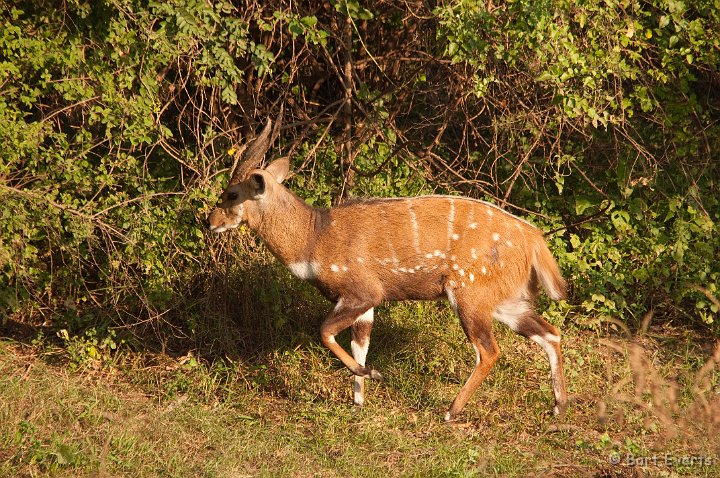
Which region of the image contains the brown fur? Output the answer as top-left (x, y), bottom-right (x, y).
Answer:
top-left (208, 158), bottom-right (568, 420)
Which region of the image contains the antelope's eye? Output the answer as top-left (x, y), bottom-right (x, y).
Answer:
top-left (227, 192), bottom-right (238, 201)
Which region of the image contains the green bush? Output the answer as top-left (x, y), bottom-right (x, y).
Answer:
top-left (1, 0), bottom-right (717, 347)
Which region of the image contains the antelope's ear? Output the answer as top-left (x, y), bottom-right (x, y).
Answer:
top-left (249, 173), bottom-right (266, 198)
top-left (265, 157), bottom-right (290, 184)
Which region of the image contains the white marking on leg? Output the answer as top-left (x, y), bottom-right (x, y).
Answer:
top-left (445, 286), bottom-right (459, 315)
top-left (287, 261), bottom-right (320, 280)
top-left (352, 308), bottom-right (374, 407)
top-left (355, 308), bottom-right (374, 324)
top-left (545, 333), bottom-right (560, 344)
top-left (353, 377), bottom-right (365, 406)
top-left (472, 344), bottom-right (481, 366)
top-left (492, 299), bottom-right (532, 331)
top-left (530, 333), bottom-right (563, 406)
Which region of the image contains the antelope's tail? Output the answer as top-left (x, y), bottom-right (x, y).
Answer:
top-left (532, 239), bottom-right (567, 301)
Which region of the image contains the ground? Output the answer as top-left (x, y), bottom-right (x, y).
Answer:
top-left (0, 300), bottom-right (718, 477)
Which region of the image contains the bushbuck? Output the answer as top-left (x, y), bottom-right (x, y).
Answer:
top-left (208, 118), bottom-right (568, 421)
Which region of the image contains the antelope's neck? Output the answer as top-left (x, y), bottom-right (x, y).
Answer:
top-left (249, 190), bottom-right (326, 266)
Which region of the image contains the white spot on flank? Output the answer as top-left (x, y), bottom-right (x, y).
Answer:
top-left (452, 263), bottom-right (459, 270)
top-left (451, 255), bottom-right (457, 261)
top-left (433, 250), bottom-right (441, 257)
top-left (459, 269), bottom-right (465, 276)
top-left (342, 266), bottom-right (348, 272)
top-left (409, 204), bottom-right (421, 254)
top-left (440, 253), bottom-right (447, 259)
top-left (425, 253), bottom-right (433, 259)
top-left (357, 257), bottom-right (365, 263)
top-left (452, 233), bottom-right (460, 240)
top-left (447, 198), bottom-right (456, 249)
top-left (492, 233), bottom-right (500, 241)
top-left (487, 208), bottom-right (494, 216)
top-left (506, 240), bottom-right (513, 247)
top-left (330, 264), bottom-right (340, 272)
top-left (471, 248), bottom-right (478, 260)
top-left (287, 261), bottom-right (320, 280)
top-left (469, 272), bottom-right (475, 283)
top-left (399, 267), bottom-right (407, 273)
top-left (469, 222), bottom-right (478, 229)
top-left (481, 266), bottom-right (487, 275)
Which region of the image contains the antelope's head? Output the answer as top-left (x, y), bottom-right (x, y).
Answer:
top-left (207, 116), bottom-right (285, 233)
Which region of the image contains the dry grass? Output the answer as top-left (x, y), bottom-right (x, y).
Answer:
top-left (1, 303), bottom-right (718, 477)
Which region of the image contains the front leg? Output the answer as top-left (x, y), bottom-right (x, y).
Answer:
top-left (351, 308), bottom-right (374, 406)
top-left (320, 298), bottom-right (382, 381)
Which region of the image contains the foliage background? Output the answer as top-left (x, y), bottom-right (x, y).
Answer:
top-left (1, 0), bottom-right (718, 355)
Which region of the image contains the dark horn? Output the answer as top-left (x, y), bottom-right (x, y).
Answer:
top-left (230, 118), bottom-right (273, 184)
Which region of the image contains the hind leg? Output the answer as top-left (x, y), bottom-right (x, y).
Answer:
top-left (351, 308), bottom-right (374, 406)
top-left (493, 298), bottom-right (567, 415)
top-left (445, 285), bottom-right (500, 421)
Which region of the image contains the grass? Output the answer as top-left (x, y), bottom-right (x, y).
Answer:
top-left (1, 259), bottom-right (719, 477)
